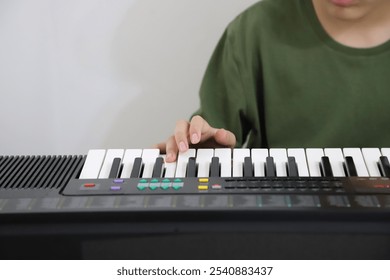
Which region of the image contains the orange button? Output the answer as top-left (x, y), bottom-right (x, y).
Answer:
top-left (84, 183), bottom-right (95, 188)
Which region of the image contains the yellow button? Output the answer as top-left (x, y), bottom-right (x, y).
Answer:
top-left (198, 185), bottom-right (209, 191)
top-left (199, 178), bottom-right (209, 183)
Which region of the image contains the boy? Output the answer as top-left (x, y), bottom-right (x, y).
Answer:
top-left (157, 0), bottom-right (390, 162)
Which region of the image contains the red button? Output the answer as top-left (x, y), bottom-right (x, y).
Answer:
top-left (84, 183), bottom-right (95, 188)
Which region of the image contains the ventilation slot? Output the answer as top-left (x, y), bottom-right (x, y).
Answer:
top-left (0, 155), bottom-right (85, 190)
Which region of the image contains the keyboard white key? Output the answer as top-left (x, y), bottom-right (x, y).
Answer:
top-left (233, 148), bottom-right (250, 177)
top-left (140, 149), bottom-right (160, 178)
top-left (196, 149), bottom-right (214, 177)
top-left (251, 149), bottom-right (268, 177)
top-left (381, 148), bottom-right (390, 159)
top-left (175, 149), bottom-right (196, 178)
top-left (343, 148), bottom-right (369, 176)
top-left (287, 148), bottom-right (309, 177)
top-left (362, 148), bottom-right (382, 177)
top-left (79, 149), bottom-right (106, 179)
top-left (306, 148), bottom-right (324, 177)
top-left (214, 148), bottom-right (232, 177)
top-left (120, 149), bottom-right (142, 178)
top-left (269, 149), bottom-right (288, 177)
top-left (162, 155), bottom-right (177, 178)
top-left (324, 148), bottom-right (345, 177)
top-left (98, 149), bottom-right (124, 179)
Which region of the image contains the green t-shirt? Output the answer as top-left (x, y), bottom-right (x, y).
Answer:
top-left (196, 0), bottom-right (390, 148)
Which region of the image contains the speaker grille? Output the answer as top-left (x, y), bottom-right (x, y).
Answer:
top-left (0, 155), bottom-right (85, 190)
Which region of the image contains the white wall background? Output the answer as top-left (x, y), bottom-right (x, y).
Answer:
top-left (0, 0), bottom-right (259, 155)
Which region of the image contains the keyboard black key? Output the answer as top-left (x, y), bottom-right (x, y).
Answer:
top-left (321, 156), bottom-right (333, 177)
top-left (287, 157), bottom-right (299, 177)
top-left (152, 157), bottom-right (164, 178)
top-left (345, 156), bottom-right (358, 177)
top-left (379, 156), bottom-right (390, 178)
top-left (243, 157), bottom-right (253, 178)
top-left (210, 157), bottom-right (220, 177)
top-left (186, 157), bottom-right (197, 177)
top-left (130, 157), bottom-right (142, 178)
top-left (265, 157), bottom-right (276, 177)
top-left (108, 157), bottom-right (121, 178)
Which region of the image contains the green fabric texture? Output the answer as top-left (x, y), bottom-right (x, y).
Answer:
top-left (195, 0), bottom-right (390, 148)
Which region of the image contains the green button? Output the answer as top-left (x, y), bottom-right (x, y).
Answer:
top-left (139, 179), bottom-right (148, 183)
top-left (173, 184), bottom-right (183, 191)
top-left (162, 179), bottom-right (171, 183)
top-left (161, 184), bottom-right (170, 190)
top-left (174, 179), bottom-right (183, 183)
top-left (151, 179), bottom-right (159, 183)
top-left (149, 185), bottom-right (158, 191)
top-left (137, 185), bottom-right (147, 191)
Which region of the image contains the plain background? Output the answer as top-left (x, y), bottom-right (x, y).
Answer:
top-left (0, 0), bottom-right (259, 155)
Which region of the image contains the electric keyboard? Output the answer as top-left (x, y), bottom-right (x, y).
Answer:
top-left (2, 147), bottom-right (390, 212)
top-left (1, 148), bottom-right (390, 259)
